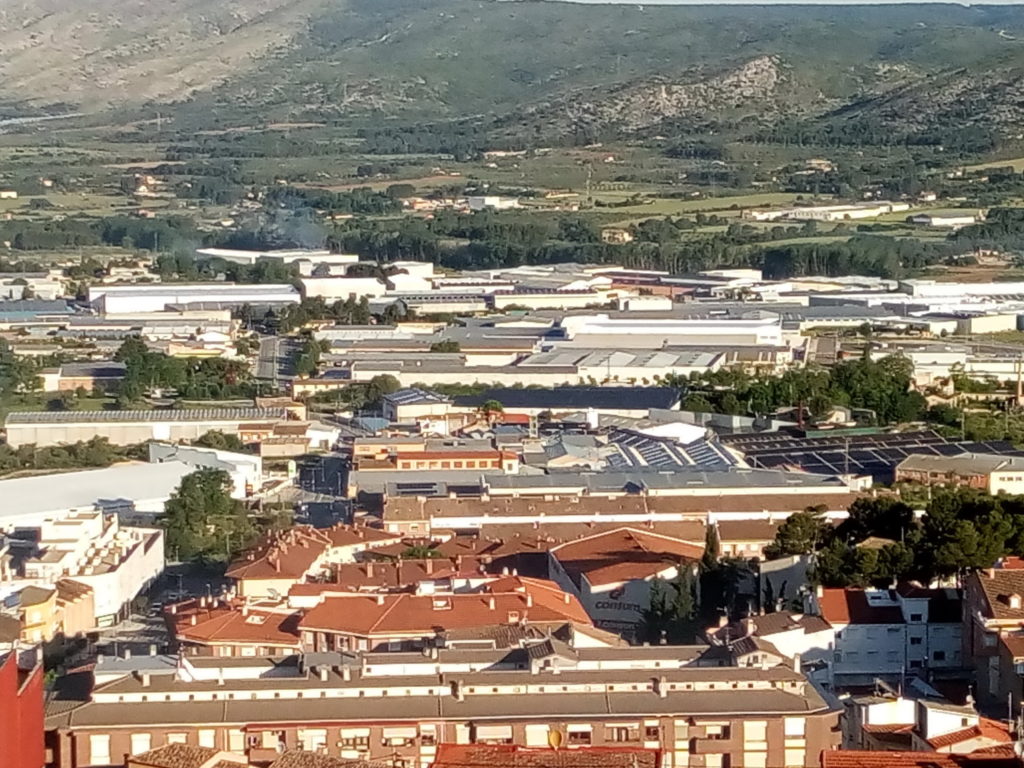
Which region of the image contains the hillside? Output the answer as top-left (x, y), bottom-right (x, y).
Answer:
top-left (3, 0), bottom-right (1024, 142)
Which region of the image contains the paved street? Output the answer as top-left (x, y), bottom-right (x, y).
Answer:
top-left (255, 335), bottom-right (298, 385)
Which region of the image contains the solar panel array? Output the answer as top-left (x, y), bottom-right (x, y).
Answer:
top-left (723, 430), bottom-right (1024, 481)
top-left (609, 429), bottom-right (737, 470)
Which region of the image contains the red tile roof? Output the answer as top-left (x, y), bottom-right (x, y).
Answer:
top-left (432, 744), bottom-right (659, 768)
top-left (821, 750), bottom-right (1020, 768)
top-left (298, 576), bottom-right (590, 637)
top-left (927, 718), bottom-right (1012, 750)
top-left (288, 558), bottom-right (481, 595)
top-left (225, 525), bottom-right (399, 581)
top-left (169, 599), bottom-right (301, 648)
top-left (818, 589), bottom-right (904, 625)
top-left (551, 527), bottom-right (704, 587)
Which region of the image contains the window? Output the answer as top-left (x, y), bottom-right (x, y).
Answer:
top-left (934, 651), bottom-right (946, 661)
top-left (198, 730), bottom-right (215, 748)
top-left (910, 613), bottom-right (923, 622)
top-left (887, 651), bottom-right (899, 663)
top-left (910, 637), bottom-right (923, 646)
top-left (383, 727), bottom-right (418, 747)
top-left (262, 731), bottom-right (284, 750)
top-left (167, 733), bottom-right (187, 745)
top-left (705, 724), bottom-right (730, 740)
top-left (784, 718), bottom-right (805, 738)
top-left (910, 660), bottom-right (922, 669)
top-left (90, 735), bottom-right (111, 765)
top-left (229, 730), bottom-right (245, 752)
top-left (130, 733), bottom-right (151, 756)
top-left (744, 721), bottom-right (767, 745)
top-left (473, 725), bottom-right (513, 745)
top-left (606, 726), bottom-right (640, 743)
top-left (645, 725), bottom-right (661, 741)
top-left (568, 731), bottom-right (592, 745)
top-left (341, 729), bottom-right (371, 751)
top-left (785, 748), bottom-right (806, 767)
top-left (300, 729), bottom-right (328, 752)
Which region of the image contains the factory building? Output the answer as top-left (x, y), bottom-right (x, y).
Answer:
top-left (4, 408), bottom-right (288, 448)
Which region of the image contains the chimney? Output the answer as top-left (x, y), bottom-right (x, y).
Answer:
top-left (149, 644), bottom-right (157, 657)
top-left (170, 604), bottom-right (177, 615)
top-left (488, 597), bottom-right (496, 610)
top-left (453, 680), bottom-right (465, 702)
top-left (793, 652), bottom-right (802, 673)
top-left (190, 615), bottom-right (197, 626)
top-left (376, 594), bottom-right (385, 606)
top-left (367, 563), bottom-right (374, 578)
top-left (988, 568), bottom-right (997, 579)
top-left (124, 648), bottom-right (131, 660)
top-left (141, 673), bottom-right (150, 688)
top-left (1010, 594), bottom-right (1022, 610)
top-left (656, 676), bottom-right (667, 699)
top-left (526, 594), bottom-right (534, 608)
top-left (501, 567), bottom-right (510, 576)
top-left (426, 559), bottom-right (433, 575)
top-left (200, 596), bottom-right (208, 608)
top-left (563, 593), bottom-right (571, 605)
top-left (242, 604), bottom-right (249, 617)
top-left (319, 667), bottom-right (329, 682)
top-left (342, 666), bottom-right (351, 681)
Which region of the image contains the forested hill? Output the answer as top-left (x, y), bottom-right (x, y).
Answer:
top-left (4, 0), bottom-right (1024, 143)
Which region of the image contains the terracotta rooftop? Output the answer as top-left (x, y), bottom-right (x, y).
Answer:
top-left (821, 751), bottom-right (1019, 768)
top-left (431, 744), bottom-right (659, 768)
top-left (269, 749), bottom-right (384, 768)
top-left (970, 568), bottom-right (1024, 622)
top-left (551, 527), bottom-right (704, 587)
top-left (298, 577), bottom-right (590, 636)
top-left (716, 519), bottom-right (781, 541)
top-left (129, 744), bottom-right (232, 768)
top-left (169, 599), bottom-right (301, 648)
top-left (818, 589), bottom-right (904, 625)
top-left (225, 525), bottom-right (399, 581)
top-left (289, 558), bottom-right (482, 595)
top-left (927, 718), bottom-right (1013, 750)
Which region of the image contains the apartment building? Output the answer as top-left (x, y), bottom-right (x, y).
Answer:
top-left (962, 563), bottom-right (1024, 708)
top-left (298, 576), bottom-right (592, 653)
top-left (1, 649), bottom-right (44, 768)
top-left (895, 453), bottom-right (1024, 496)
top-left (380, 470), bottom-right (860, 537)
top-left (45, 643), bottom-right (840, 768)
top-left (809, 586), bottom-right (963, 686)
top-left (4, 510), bottom-right (163, 627)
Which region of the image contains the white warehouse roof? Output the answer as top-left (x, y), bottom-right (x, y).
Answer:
top-left (0, 461), bottom-right (196, 527)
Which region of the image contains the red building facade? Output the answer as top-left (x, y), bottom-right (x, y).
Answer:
top-left (0, 651), bottom-right (46, 768)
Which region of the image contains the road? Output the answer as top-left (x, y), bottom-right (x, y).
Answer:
top-left (255, 336), bottom-right (298, 386)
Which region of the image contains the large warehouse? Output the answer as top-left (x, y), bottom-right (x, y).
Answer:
top-left (87, 283), bottom-right (300, 314)
top-left (4, 408), bottom-right (287, 447)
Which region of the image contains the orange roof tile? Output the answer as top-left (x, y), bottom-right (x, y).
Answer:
top-left (818, 589), bottom-right (904, 626)
top-left (225, 524), bottom-right (399, 581)
top-left (821, 750), bottom-right (1018, 768)
top-left (927, 718), bottom-right (1012, 750)
top-left (432, 744), bottom-right (658, 768)
top-left (169, 599), bottom-right (301, 648)
top-left (551, 527), bottom-right (703, 587)
top-left (298, 577), bottom-right (590, 637)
